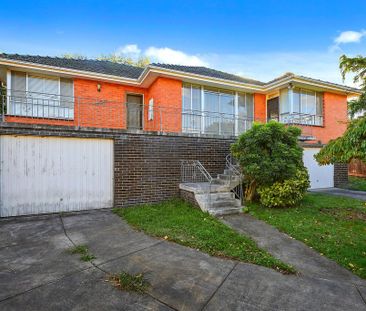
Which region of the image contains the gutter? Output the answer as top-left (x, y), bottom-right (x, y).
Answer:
top-left (0, 58), bottom-right (362, 96)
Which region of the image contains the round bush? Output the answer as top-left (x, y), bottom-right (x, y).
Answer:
top-left (257, 169), bottom-right (310, 208)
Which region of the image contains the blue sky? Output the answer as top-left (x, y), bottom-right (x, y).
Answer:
top-left (1, 0), bottom-right (366, 85)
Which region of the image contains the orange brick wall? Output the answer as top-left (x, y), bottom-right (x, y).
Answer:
top-left (253, 93), bottom-right (266, 123)
top-left (74, 78), bottom-right (147, 129)
top-left (145, 77), bottom-right (182, 132)
top-left (304, 92), bottom-right (348, 144)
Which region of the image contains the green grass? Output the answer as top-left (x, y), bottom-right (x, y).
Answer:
top-left (113, 199), bottom-right (295, 274)
top-left (68, 244), bottom-right (96, 262)
top-left (341, 176), bottom-right (366, 191)
top-left (109, 272), bottom-right (150, 293)
top-left (247, 193), bottom-right (366, 278)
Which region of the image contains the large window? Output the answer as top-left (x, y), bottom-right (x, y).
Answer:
top-left (9, 71), bottom-right (74, 119)
top-left (182, 83), bottom-right (254, 136)
top-left (280, 87), bottom-right (323, 125)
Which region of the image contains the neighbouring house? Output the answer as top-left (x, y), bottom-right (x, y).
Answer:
top-left (0, 54), bottom-right (361, 217)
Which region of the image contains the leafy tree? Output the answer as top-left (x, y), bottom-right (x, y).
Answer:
top-left (60, 53), bottom-right (150, 68)
top-left (315, 55), bottom-right (366, 165)
top-left (339, 55), bottom-right (366, 118)
top-left (231, 121), bottom-right (305, 201)
top-left (97, 54), bottom-right (150, 67)
top-left (61, 53), bottom-right (88, 60)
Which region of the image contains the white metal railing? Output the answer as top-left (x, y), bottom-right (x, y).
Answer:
top-left (0, 91), bottom-right (254, 136)
top-left (280, 112), bottom-right (323, 126)
top-left (225, 154), bottom-right (244, 204)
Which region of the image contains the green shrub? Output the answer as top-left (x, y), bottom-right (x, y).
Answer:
top-left (231, 121), bottom-right (304, 201)
top-left (257, 169), bottom-right (310, 208)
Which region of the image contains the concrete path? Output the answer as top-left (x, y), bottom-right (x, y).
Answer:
top-left (0, 210), bottom-right (365, 311)
top-left (310, 187), bottom-right (366, 201)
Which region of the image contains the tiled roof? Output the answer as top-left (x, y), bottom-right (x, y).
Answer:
top-left (0, 53), bottom-right (360, 93)
top-left (0, 53), bottom-right (144, 79)
top-left (151, 63), bottom-right (266, 86)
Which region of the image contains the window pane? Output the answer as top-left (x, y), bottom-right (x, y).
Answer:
top-left (316, 92), bottom-right (323, 115)
top-left (246, 94), bottom-right (254, 118)
top-left (204, 91), bottom-right (219, 113)
top-left (60, 78), bottom-right (73, 108)
top-left (293, 89), bottom-right (300, 113)
top-left (191, 85), bottom-right (201, 111)
top-left (182, 84), bottom-right (191, 111)
top-left (220, 94), bottom-right (234, 115)
top-left (279, 88), bottom-right (290, 114)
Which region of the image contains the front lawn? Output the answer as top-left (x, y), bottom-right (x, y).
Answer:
top-left (113, 199), bottom-right (294, 274)
top-left (247, 193), bottom-right (366, 278)
top-left (341, 176), bottom-right (366, 192)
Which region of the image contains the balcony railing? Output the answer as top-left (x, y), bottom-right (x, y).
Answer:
top-left (0, 91), bottom-right (253, 136)
top-left (279, 112), bottom-right (323, 126)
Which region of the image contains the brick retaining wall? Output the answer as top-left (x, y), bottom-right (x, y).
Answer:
top-left (1, 123), bottom-right (233, 207)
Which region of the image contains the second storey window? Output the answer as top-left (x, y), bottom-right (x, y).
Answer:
top-left (182, 83), bottom-right (254, 136)
top-left (9, 71), bottom-right (74, 119)
top-left (280, 87), bottom-right (323, 125)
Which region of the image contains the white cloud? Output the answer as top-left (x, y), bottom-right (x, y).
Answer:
top-left (330, 30), bottom-right (366, 52)
top-left (113, 44), bottom-right (208, 66)
top-left (335, 30), bottom-right (366, 44)
top-left (145, 46), bottom-right (208, 66)
top-left (111, 43), bottom-right (357, 87)
top-left (115, 44), bottom-right (141, 57)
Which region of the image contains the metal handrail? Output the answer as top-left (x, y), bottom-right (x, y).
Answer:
top-left (225, 154), bottom-right (244, 204)
top-left (180, 160), bottom-right (213, 183)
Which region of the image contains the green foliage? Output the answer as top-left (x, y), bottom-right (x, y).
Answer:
top-left (348, 92), bottom-right (366, 119)
top-left (248, 193), bottom-right (366, 278)
top-left (340, 54), bottom-right (366, 88)
top-left (113, 199), bottom-right (295, 273)
top-left (257, 169), bottom-right (310, 208)
top-left (60, 53), bottom-right (150, 67)
top-left (315, 116), bottom-right (366, 164)
top-left (61, 53), bottom-right (88, 60)
top-left (316, 54), bottom-right (366, 165)
top-left (231, 121), bottom-right (304, 201)
top-left (109, 272), bottom-right (150, 293)
top-left (97, 54), bottom-right (150, 67)
top-left (68, 244), bottom-right (96, 262)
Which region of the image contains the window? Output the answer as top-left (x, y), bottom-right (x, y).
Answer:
top-left (279, 87), bottom-right (323, 125)
top-left (9, 71), bottom-right (74, 119)
top-left (182, 83), bottom-right (254, 136)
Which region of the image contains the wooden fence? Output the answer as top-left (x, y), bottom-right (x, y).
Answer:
top-left (349, 159), bottom-right (366, 177)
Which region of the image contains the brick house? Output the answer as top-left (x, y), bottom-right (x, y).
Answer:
top-left (0, 54), bottom-right (361, 217)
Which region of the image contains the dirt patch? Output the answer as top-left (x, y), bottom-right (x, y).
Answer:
top-left (320, 208), bottom-right (366, 221)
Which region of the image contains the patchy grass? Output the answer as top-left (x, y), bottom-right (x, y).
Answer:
top-left (341, 176), bottom-right (366, 192)
top-left (68, 244), bottom-right (96, 262)
top-left (109, 272), bottom-right (150, 293)
top-left (113, 199), bottom-right (295, 274)
top-left (247, 193), bottom-right (366, 279)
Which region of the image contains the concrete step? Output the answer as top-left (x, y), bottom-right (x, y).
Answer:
top-left (210, 199), bottom-right (242, 209)
top-left (207, 192), bottom-right (235, 200)
top-left (217, 174), bottom-right (240, 181)
top-left (208, 207), bottom-right (242, 216)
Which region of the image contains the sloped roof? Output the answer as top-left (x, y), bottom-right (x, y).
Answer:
top-left (0, 53), bottom-right (361, 93)
top-left (150, 63), bottom-right (266, 86)
top-left (0, 53), bottom-right (144, 79)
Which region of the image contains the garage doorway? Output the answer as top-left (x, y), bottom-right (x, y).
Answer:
top-left (0, 135), bottom-right (114, 217)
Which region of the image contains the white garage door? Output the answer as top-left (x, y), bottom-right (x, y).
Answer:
top-left (0, 135), bottom-right (114, 217)
top-left (303, 148), bottom-right (334, 189)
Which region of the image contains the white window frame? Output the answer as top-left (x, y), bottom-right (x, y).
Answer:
top-left (7, 70), bottom-right (74, 120)
top-left (182, 83), bottom-right (254, 136)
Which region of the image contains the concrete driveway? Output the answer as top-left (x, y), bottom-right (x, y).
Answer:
top-left (0, 210), bottom-right (365, 311)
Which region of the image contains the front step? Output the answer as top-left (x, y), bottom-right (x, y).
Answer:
top-left (209, 207), bottom-right (242, 216)
top-left (180, 183), bottom-right (243, 216)
top-left (180, 157), bottom-right (243, 216)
